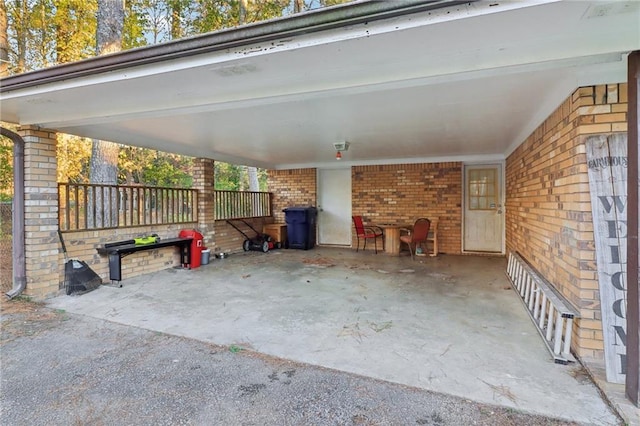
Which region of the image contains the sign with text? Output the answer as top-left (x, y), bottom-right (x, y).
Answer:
top-left (586, 134), bottom-right (628, 384)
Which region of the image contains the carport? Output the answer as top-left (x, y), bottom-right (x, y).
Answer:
top-left (1, 0), bottom-right (639, 421)
top-left (47, 248), bottom-right (620, 424)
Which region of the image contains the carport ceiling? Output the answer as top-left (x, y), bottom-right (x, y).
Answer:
top-left (1, 0), bottom-right (638, 169)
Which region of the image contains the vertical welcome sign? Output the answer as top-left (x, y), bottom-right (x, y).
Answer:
top-left (586, 134), bottom-right (628, 384)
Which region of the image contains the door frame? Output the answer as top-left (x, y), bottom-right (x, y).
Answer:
top-left (462, 162), bottom-right (506, 254)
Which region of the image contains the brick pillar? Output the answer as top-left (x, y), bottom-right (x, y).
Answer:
top-left (19, 126), bottom-right (59, 299)
top-left (192, 158), bottom-right (215, 247)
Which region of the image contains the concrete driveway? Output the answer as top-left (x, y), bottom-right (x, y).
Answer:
top-left (47, 247), bottom-right (620, 425)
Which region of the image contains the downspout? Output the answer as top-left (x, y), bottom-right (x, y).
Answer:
top-left (1, 127), bottom-right (26, 299)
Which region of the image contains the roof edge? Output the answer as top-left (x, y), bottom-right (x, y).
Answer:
top-left (0, 0), bottom-right (474, 92)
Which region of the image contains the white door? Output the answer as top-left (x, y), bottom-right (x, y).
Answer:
top-left (463, 164), bottom-right (503, 252)
top-left (317, 168), bottom-right (351, 245)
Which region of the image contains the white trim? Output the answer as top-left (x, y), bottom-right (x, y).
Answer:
top-left (461, 162), bottom-right (506, 255)
top-left (277, 154), bottom-right (505, 170)
top-left (2, 1), bottom-right (560, 99)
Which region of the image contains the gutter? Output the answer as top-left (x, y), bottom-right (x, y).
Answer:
top-left (1, 127), bottom-right (26, 299)
top-left (0, 0), bottom-right (473, 92)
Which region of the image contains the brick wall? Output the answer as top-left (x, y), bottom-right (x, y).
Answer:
top-left (352, 163), bottom-right (463, 254)
top-left (61, 225), bottom-right (193, 286)
top-left (505, 83), bottom-right (628, 359)
top-left (267, 168), bottom-right (317, 223)
top-left (17, 126), bottom-right (213, 298)
top-left (193, 158), bottom-right (215, 246)
top-left (212, 218), bottom-right (271, 255)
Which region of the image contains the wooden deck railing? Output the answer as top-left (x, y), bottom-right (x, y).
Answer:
top-left (214, 190), bottom-right (271, 220)
top-left (59, 183), bottom-right (198, 231)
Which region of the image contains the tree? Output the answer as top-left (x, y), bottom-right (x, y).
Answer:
top-left (95, 0), bottom-right (123, 55)
top-left (6, 0), bottom-right (29, 73)
top-left (56, 134), bottom-right (93, 183)
top-left (142, 152), bottom-right (193, 187)
top-left (292, 0), bottom-right (304, 13)
top-left (214, 162), bottom-right (245, 191)
top-left (89, 0), bottom-right (124, 227)
top-left (54, 0), bottom-right (97, 64)
top-left (0, 0), bottom-right (8, 76)
top-left (122, 0), bottom-right (148, 49)
top-left (30, 0), bottom-right (56, 70)
top-left (0, 137), bottom-right (12, 200)
top-left (166, 0), bottom-right (190, 40)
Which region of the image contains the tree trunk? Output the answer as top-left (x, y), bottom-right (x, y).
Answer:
top-left (168, 0), bottom-right (182, 40)
top-left (293, 0), bottom-right (304, 13)
top-left (15, 0), bottom-right (26, 73)
top-left (89, 0), bottom-right (124, 227)
top-left (239, 0), bottom-right (247, 24)
top-left (0, 0), bottom-right (8, 76)
top-left (89, 139), bottom-right (119, 227)
top-left (247, 166), bottom-right (259, 191)
top-left (96, 0), bottom-right (124, 54)
top-left (238, 0), bottom-right (260, 194)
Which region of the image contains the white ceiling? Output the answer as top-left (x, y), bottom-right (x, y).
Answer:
top-left (1, 0), bottom-right (638, 169)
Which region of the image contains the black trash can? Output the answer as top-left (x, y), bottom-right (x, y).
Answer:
top-left (283, 206), bottom-right (317, 250)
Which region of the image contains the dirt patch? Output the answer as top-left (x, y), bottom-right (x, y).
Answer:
top-left (0, 235), bottom-right (12, 294)
top-left (302, 256), bottom-right (335, 267)
top-left (0, 298), bottom-right (66, 344)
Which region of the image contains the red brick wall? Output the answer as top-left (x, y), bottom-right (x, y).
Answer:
top-left (212, 217), bottom-right (271, 255)
top-left (352, 163), bottom-right (463, 254)
top-left (267, 168), bottom-right (317, 223)
top-left (62, 225), bottom-right (196, 286)
top-left (267, 164), bottom-right (463, 254)
top-left (505, 83), bottom-right (628, 359)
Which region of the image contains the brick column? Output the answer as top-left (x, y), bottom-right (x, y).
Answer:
top-left (19, 126), bottom-right (59, 299)
top-left (192, 158), bottom-right (215, 246)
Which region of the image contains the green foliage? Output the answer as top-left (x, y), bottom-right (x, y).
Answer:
top-left (56, 134), bottom-right (92, 183)
top-left (214, 162), bottom-right (268, 191)
top-left (0, 137), bottom-right (13, 199)
top-left (214, 161), bottom-right (245, 191)
top-left (52, 0), bottom-right (97, 63)
top-left (123, 0), bottom-right (149, 49)
top-left (118, 146), bottom-right (157, 184)
top-left (141, 152), bottom-right (193, 187)
top-left (118, 147), bottom-right (194, 188)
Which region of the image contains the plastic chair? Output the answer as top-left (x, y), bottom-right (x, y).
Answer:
top-left (352, 216), bottom-right (384, 254)
top-left (400, 218), bottom-right (431, 260)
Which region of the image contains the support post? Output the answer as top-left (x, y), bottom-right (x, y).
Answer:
top-left (626, 51), bottom-right (639, 406)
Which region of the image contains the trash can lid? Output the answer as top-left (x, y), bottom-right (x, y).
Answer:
top-left (283, 206), bottom-right (317, 211)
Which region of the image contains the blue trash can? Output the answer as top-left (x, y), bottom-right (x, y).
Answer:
top-left (283, 206), bottom-right (317, 250)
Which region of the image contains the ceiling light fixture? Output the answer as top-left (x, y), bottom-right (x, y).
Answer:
top-left (333, 141), bottom-right (350, 160)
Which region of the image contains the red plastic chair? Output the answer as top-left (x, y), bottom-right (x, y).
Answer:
top-left (352, 216), bottom-right (384, 254)
top-left (400, 218), bottom-right (431, 260)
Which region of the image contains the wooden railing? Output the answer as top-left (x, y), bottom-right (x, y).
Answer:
top-left (59, 183), bottom-right (198, 231)
top-left (214, 190), bottom-right (271, 220)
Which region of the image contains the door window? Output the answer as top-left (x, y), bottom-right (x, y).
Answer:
top-left (467, 168), bottom-right (497, 211)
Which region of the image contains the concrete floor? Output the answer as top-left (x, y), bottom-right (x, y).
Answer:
top-left (47, 247), bottom-right (621, 425)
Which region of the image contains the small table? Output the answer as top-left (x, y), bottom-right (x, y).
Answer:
top-left (376, 223), bottom-right (411, 255)
top-left (263, 223), bottom-right (287, 247)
